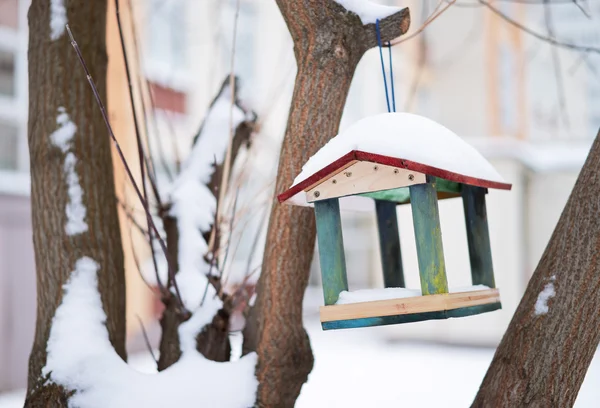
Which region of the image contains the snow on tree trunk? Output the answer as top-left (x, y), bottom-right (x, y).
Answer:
top-left (26, 0), bottom-right (126, 405)
top-left (242, 1), bottom-right (410, 406)
top-left (473, 130), bottom-right (600, 407)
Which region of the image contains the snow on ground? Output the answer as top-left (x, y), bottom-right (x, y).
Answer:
top-left (334, 0), bottom-right (403, 24)
top-left (336, 285), bottom-right (490, 304)
top-left (3, 313), bottom-right (600, 407)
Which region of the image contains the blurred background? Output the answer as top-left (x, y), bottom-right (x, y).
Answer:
top-left (1, 0), bottom-right (600, 406)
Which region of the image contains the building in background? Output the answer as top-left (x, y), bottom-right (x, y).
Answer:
top-left (1, 0), bottom-right (599, 392)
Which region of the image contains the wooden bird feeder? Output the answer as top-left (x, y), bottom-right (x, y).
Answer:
top-left (278, 113), bottom-right (512, 330)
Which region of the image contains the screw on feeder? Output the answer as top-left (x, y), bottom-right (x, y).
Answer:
top-left (314, 191), bottom-right (321, 198)
top-left (332, 179), bottom-right (337, 184)
top-left (374, 165), bottom-right (379, 171)
top-left (408, 174), bottom-right (414, 181)
top-left (345, 172), bottom-right (352, 177)
top-left (394, 169), bottom-right (399, 174)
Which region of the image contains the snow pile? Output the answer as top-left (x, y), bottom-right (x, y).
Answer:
top-left (336, 285), bottom-right (491, 305)
top-left (43, 257), bottom-right (257, 408)
top-left (334, 0), bottom-right (403, 24)
top-left (168, 83), bottom-right (248, 310)
top-left (50, 107), bottom-right (88, 236)
top-left (49, 0), bottom-right (67, 40)
top-left (534, 276), bottom-right (556, 315)
top-left (293, 113), bottom-right (506, 188)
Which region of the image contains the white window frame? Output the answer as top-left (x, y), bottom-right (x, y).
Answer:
top-left (0, 0), bottom-right (29, 195)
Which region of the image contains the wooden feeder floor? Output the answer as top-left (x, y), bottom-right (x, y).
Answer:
top-left (320, 289), bottom-right (501, 330)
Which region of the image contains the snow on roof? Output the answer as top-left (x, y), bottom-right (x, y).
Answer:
top-left (334, 0), bottom-right (403, 24)
top-left (279, 113), bottom-right (510, 208)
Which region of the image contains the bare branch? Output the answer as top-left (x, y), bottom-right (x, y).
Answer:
top-left (66, 25), bottom-right (189, 318)
top-left (136, 315), bottom-right (158, 365)
top-left (391, 0), bottom-right (455, 46)
top-left (479, 0), bottom-right (600, 54)
top-left (543, 0), bottom-right (570, 128)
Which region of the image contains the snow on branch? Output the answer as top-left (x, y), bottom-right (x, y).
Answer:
top-left (168, 79), bottom-right (252, 311)
top-left (335, 0), bottom-right (403, 24)
top-left (43, 257), bottom-right (257, 408)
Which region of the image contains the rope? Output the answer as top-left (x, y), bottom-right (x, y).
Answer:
top-left (388, 42), bottom-right (396, 112)
top-left (375, 19), bottom-right (396, 113)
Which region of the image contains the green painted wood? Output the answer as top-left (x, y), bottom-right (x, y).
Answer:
top-left (314, 198), bottom-right (348, 305)
top-left (409, 178), bottom-right (449, 295)
top-left (358, 177), bottom-right (462, 204)
top-left (375, 200), bottom-right (405, 288)
top-left (462, 185), bottom-right (496, 287)
top-left (321, 302), bottom-right (502, 330)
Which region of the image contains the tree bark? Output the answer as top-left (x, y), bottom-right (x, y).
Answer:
top-left (473, 131), bottom-right (600, 407)
top-left (243, 2), bottom-right (410, 406)
top-left (25, 1), bottom-right (126, 405)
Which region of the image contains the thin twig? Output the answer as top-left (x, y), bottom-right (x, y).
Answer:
top-left (127, 0), bottom-right (174, 182)
top-left (118, 199), bottom-right (148, 236)
top-left (136, 315), bottom-right (158, 364)
top-left (66, 25), bottom-right (188, 316)
top-left (479, 0), bottom-right (600, 54)
top-left (543, 0), bottom-right (570, 128)
top-left (216, 0), bottom-right (241, 230)
top-left (125, 0), bottom-right (162, 202)
top-left (244, 206), bottom-right (268, 279)
top-left (390, 0), bottom-right (456, 46)
top-left (572, 0), bottom-right (591, 18)
top-left (115, 0), bottom-right (165, 292)
top-left (218, 189), bottom-right (240, 280)
top-left (129, 222), bottom-right (155, 292)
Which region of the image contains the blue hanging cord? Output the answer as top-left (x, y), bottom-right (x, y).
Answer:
top-left (387, 42), bottom-right (396, 112)
top-left (375, 19), bottom-right (391, 113)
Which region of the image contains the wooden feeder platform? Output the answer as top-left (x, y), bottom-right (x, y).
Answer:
top-left (320, 288), bottom-right (501, 330)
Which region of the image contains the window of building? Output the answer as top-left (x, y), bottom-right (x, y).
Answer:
top-left (0, 0), bottom-right (28, 180)
top-left (0, 49), bottom-right (15, 97)
top-left (0, 0), bottom-right (19, 29)
top-left (146, 0), bottom-right (188, 84)
top-left (0, 120), bottom-right (18, 170)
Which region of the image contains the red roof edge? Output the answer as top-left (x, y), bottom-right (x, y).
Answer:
top-left (277, 150), bottom-right (512, 204)
top-left (354, 151), bottom-right (513, 191)
top-left (277, 151), bottom-right (358, 203)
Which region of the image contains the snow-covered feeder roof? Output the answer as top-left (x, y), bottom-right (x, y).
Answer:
top-left (278, 113), bottom-right (511, 210)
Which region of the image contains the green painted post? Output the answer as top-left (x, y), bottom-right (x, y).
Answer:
top-left (314, 198), bottom-right (348, 305)
top-left (409, 178), bottom-right (449, 295)
top-left (462, 185), bottom-right (496, 288)
top-left (375, 200), bottom-right (405, 288)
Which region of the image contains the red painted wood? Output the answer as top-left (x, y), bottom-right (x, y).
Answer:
top-left (277, 150), bottom-right (512, 204)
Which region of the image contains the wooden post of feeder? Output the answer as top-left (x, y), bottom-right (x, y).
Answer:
top-left (375, 200), bottom-right (405, 288)
top-left (409, 177), bottom-right (449, 295)
top-left (462, 185), bottom-right (495, 288)
top-left (314, 198), bottom-right (348, 305)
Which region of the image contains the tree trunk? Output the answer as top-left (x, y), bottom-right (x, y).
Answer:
top-left (243, 2), bottom-right (410, 406)
top-left (473, 131), bottom-right (600, 407)
top-left (25, 1), bottom-right (126, 405)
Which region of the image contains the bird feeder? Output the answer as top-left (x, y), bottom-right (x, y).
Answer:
top-left (278, 113), bottom-right (512, 330)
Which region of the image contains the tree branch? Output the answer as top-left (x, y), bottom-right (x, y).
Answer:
top-left (473, 131), bottom-right (600, 406)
